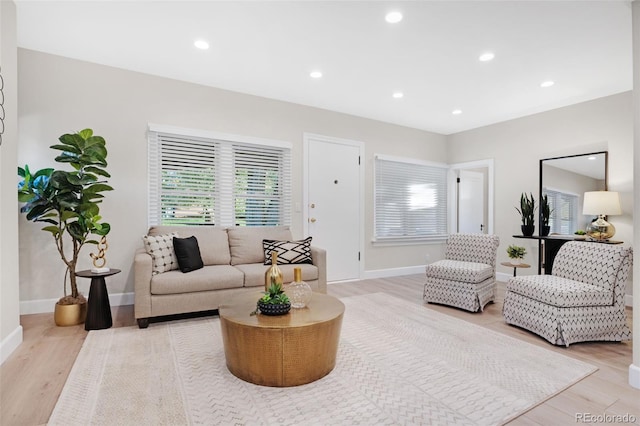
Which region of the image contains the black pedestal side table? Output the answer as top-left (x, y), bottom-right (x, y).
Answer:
top-left (76, 268), bottom-right (121, 331)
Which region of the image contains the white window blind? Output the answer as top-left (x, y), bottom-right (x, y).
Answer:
top-left (374, 155), bottom-right (448, 241)
top-left (148, 128), bottom-right (291, 227)
top-left (544, 188), bottom-right (578, 234)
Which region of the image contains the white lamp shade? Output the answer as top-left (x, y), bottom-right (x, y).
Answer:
top-left (582, 191), bottom-right (621, 216)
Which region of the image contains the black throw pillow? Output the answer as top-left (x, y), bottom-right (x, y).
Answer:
top-left (173, 236), bottom-right (204, 273)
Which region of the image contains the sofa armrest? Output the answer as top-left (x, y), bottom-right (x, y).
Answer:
top-left (134, 248), bottom-right (153, 319)
top-left (311, 246), bottom-right (327, 294)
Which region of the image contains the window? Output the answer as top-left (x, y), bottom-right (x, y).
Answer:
top-left (543, 188), bottom-right (578, 234)
top-left (148, 126), bottom-right (291, 227)
top-left (374, 155), bottom-right (448, 242)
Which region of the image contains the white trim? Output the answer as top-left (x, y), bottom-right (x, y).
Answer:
top-left (303, 133), bottom-right (365, 281)
top-left (625, 294), bottom-right (633, 308)
top-left (20, 292), bottom-right (135, 315)
top-left (148, 123), bottom-right (292, 149)
top-left (0, 325), bottom-right (23, 366)
top-left (629, 363), bottom-right (640, 389)
top-left (362, 265), bottom-right (426, 280)
top-left (375, 153), bottom-right (448, 169)
top-left (449, 158), bottom-right (495, 235)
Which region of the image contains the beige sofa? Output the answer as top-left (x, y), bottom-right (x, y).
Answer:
top-left (134, 225), bottom-right (327, 328)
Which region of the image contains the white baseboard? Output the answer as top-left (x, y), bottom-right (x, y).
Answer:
top-left (629, 364), bottom-right (640, 389)
top-left (496, 272), bottom-right (511, 282)
top-left (625, 294), bottom-right (633, 308)
top-left (362, 265), bottom-right (426, 280)
top-left (20, 292), bottom-right (135, 315)
top-left (1, 325), bottom-right (23, 366)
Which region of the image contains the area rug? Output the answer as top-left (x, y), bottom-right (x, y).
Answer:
top-left (49, 293), bottom-right (596, 425)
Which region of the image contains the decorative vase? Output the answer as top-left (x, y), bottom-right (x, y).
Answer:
top-left (54, 301), bottom-right (87, 326)
top-left (264, 251), bottom-right (283, 291)
top-left (510, 259), bottom-right (521, 265)
top-left (257, 301), bottom-right (291, 316)
top-left (540, 225), bottom-right (550, 237)
top-left (521, 225), bottom-right (535, 237)
top-left (287, 267), bottom-right (312, 309)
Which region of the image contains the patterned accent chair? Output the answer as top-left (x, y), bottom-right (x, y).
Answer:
top-left (423, 233), bottom-right (500, 312)
top-left (503, 241), bottom-right (632, 346)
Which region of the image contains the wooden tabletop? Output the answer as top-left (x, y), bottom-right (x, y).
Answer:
top-left (219, 291), bottom-right (345, 329)
top-left (501, 262), bottom-right (531, 268)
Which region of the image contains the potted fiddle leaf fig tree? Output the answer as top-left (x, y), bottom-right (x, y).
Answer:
top-left (17, 129), bottom-right (113, 326)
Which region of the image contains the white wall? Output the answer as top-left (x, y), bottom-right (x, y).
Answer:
top-left (447, 92), bottom-right (634, 283)
top-left (17, 49), bottom-right (448, 306)
top-left (0, 0), bottom-right (23, 364)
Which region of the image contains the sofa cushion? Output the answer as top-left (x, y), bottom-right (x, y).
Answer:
top-left (263, 237), bottom-right (313, 265)
top-left (173, 236), bottom-right (204, 273)
top-left (234, 263), bottom-right (319, 288)
top-left (506, 275), bottom-right (614, 308)
top-left (228, 226), bottom-right (293, 265)
top-left (142, 232), bottom-right (179, 274)
top-left (150, 265), bottom-right (244, 295)
top-left (149, 226), bottom-right (230, 266)
top-left (425, 259), bottom-right (493, 284)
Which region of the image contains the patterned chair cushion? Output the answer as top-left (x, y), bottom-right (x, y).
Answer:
top-left (425, 259), bottom-right (493, 284)
top-left (444, 233), bottom-right (500, 267)
top-left (506, 275), bottom-right (613, 308)
top-left (552, 242), bottom-right (629, 294)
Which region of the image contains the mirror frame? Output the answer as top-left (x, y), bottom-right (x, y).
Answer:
top-left (538, 151), bottom-right (608, 236)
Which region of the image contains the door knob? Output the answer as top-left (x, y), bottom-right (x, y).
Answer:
top-left (309, 218), bottom-right (317, 223)
top-left (310, 203), bottom-right (316, 208)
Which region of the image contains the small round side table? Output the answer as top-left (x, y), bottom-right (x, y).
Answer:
top-left (500, 262), bottom-right (531, 277)
top-left (76, 269), bottom-right (121, 331)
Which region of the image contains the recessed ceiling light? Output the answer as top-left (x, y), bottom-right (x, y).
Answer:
top-left (385, 11), bottom-right (403, 23)
top-left (540, 80), bottom-right (555, 88)
top-left (392, 92), bottom-right (404, 99)
top-left (194, 40), bottom-right (209, 50)
top-left (478, 52), bottom-right (495, 62)
top-left (309, 71), bottom-right (323, 79)
top-left (452, 109), bottom-right (462, 115)
top-left (588, 156), bottom-right (597, 160)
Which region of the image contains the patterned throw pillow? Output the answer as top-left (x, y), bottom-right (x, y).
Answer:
top-left (142, 232), bottom-right (179, 274)
top-left (263, 237), bottom-right (313, 265)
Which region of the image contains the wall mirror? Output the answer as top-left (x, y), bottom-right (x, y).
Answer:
top-left (539, 151), bottom-right (607, 236)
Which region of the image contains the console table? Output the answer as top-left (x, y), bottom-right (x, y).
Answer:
top-left (513, 235), bottom-right (622, 275)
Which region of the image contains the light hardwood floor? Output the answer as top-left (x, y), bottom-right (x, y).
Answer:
top-left (1, 275), bottom-right (638, 425)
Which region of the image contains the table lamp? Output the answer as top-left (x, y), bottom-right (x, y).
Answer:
top-left (582, 191), bottom-right (621, 241)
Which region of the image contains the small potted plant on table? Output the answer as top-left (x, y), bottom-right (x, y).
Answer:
top-left (251, 282), bottom-right (291, 316)
top-left (506, 245), bottom-right (527, 265)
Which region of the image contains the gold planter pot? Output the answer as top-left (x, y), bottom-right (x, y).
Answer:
top-left (54, 302), bottom-right (87, 326)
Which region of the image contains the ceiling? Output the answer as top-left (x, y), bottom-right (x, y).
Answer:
top-left (14, 1), bottom-right (633, 135)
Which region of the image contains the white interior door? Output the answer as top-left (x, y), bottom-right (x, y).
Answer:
top-left (305, 135), bottom-right (361, 282)
top-left (458, 170), bottom-right (485, 233)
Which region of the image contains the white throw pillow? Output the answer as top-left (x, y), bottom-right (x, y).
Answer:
top-left (142, 232), bottom-right (179, 274)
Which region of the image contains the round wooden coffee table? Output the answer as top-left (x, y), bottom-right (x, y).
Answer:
top-left (219, 291), bottom-right (344, 387)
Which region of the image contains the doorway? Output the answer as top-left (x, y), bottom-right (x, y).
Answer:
top-left (449, 159), bottom-right (494, 234)
top-left (303, 133), bottom-right (363, 282)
